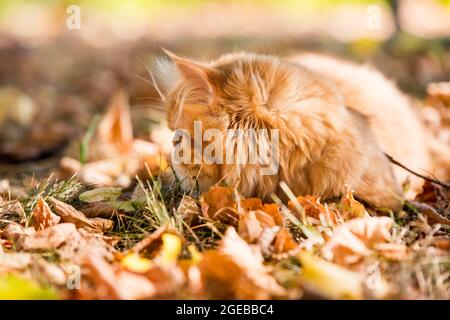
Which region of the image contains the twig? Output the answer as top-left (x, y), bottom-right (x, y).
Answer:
top-left (385, 153), bottom-right (450, 189)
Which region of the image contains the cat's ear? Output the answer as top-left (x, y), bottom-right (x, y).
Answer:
top-left (161, 49), bottom-right (217, 103)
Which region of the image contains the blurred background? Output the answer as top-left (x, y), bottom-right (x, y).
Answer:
top-left (0, 0), bottom-right (450, 182)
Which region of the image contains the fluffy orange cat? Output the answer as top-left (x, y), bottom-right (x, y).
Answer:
top-left (157, 50), bottom-right (440, 212)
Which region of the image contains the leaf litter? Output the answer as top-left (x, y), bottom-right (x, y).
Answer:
top-left (0, 88), bottom-right (449, 300)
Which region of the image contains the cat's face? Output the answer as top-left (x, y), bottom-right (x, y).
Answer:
top-left (158, 51), bottom-right (290, 194)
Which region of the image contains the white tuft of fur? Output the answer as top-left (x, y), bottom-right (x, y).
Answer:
top-left (154, 56), bottom-right (180, 93)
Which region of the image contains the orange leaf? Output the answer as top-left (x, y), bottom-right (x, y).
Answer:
top-left (240, 198), bottom-right (263, 212)
top-left (262, 203), bottom-right (283, 226)
top-left (97, 90), bottom-right (134, 154)
top-left (272, 228), bottom-right (298, 254)
top-left (199, 227), bottom-right (286, 299)
top-left (32, 198), bottom-right (61, 231)
top-left (288, 195), bottom-right (338, 224)
top-left (339, 190), bottom-right (366, 219)
top-left (200, 187), bottom-right (238, 224)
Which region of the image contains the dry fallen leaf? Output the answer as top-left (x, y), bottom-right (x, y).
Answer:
top-left (80, 201), bottom-right (118, 219)
top-left (2, 223), bottom-right (34, 244)
top-left (261, 203), bottom-right (283, 226)
top-left (200, 187), bottom-right (239, 224)
top-left (177, 195), bottom-right (200, 226)
top-left (239, 198), bottom-right (283, 226)
top-left (82, 255), bottom-right (156, 300)
top-left (427, 82), bottom-right (450, 108)
top-left (36, 259), bottom-right (67, 286)
top-left (199, 227), bottom-right (286, 299)
top-left (96, 90), bottom-right (134, 156)
top-left (89, 218), bottom-right (115, 233)
top-left (412, 182), bottom-right (450, 225)
top-left (79, 187), bottom-right (122, 203)
top-left (288, 195), bottom-right (339, 225)
top-left (272, 228), bottom-right (298, 255)
top-left (58, 90), bottom-right (164, 188)
top-left (339, 189), bottom-right (368, 219)
top-left (59, 157), bottom-right (125, 187)
top-left (0, 252), bottom-right (32, 272)
top-left (144, 264), bottom-right (186, 298)
top-left (238, 210), bottom-right (276, 243)
top-left (158, 233), bottom-right (182, 264)
top-left (17, 223), bottom-right (81, 252)
top-left (127, 225), bottom-right (167, 256)
top-left (32, 198), bottom-right (61, 231)
top-left (321, 216), bottom-right (406, 267)
top-left (238, 211), bottom-right (264, 243)
top-left (14, 222), bottom-right (115, 266)
top-left (48, 197), bottom-right (113, 233)
top-left (121, 253), bottom-right (152, 273)
top-left (240, 198), bottom-right (263, 212)
top-left (298, 251), bottom-right (390, 300)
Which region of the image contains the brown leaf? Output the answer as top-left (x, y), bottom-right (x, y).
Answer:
top-left (49, 197), bottom-right (93, 228)
top-left (321, 217), bottom-right (405, 267)
top-left (97, 90), bottom-right (134, 155)
top-left (200, 187), bottom-right (239, 224)
top-left (36, 259), bottom-right (67, 286)
top-left (144, 264), bottom-right (186, 298)
top-left (272, 228), bottom-right (298, 255)
top-left (261, 203), bottom-right (283, 226)
top-left (0, 252), bottom-right (32, 271)
top-left (15, 222), bottom-right (115, 267)
top-left (82, 256), bottom-right (155, 300)
top-left (126, 225), bottom-right (167, 256)
top-left (239, 198), bottom-right (283, 226)
top-left (431, 236), bottom-right (450, 250)
top-left (339, 190), bottom-right (367, 219)
top-left (17, 223), bottom-right (81, 252)
top-left (199, 227), bottom-right (286, 299)
top-left (48, 197), bottom-right (113, 233)
top-left (32, 198), bottom-right (61, 231)
top-left (177, 195), bottom-right (200, 226)
top-left (90, 218), bottom-right (115, 232)
top-left (238, 211), bottom-right (264, 243)
top-left (288, 195), bottom-right (339, 224)
top-left (410, 201), bottom-right (450, 225)
top-left (80, 201), bottom-right (117, 218)
top-left (238, 210), bottom-right (276, 243)
top-left (413, 182), bottom-right (450, 225)
top-left (427, 82), bottom-right (450, 108)
top-left (2, 223), bottom-right (34, 244)
top-left (82, 254), bottom-right (186, 299)
top-left (415, 181), bottom-right (448, 204)
top-left (131, 139), bottom-right (161, 172)
top-left (240, 198), bottom-right (263, 212)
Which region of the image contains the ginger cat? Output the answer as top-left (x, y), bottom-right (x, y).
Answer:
top-left (158, 50), bottom-right (436, 212)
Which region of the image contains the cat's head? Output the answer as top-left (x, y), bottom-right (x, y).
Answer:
top-left (155, 50), bottom-right (309, 195)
